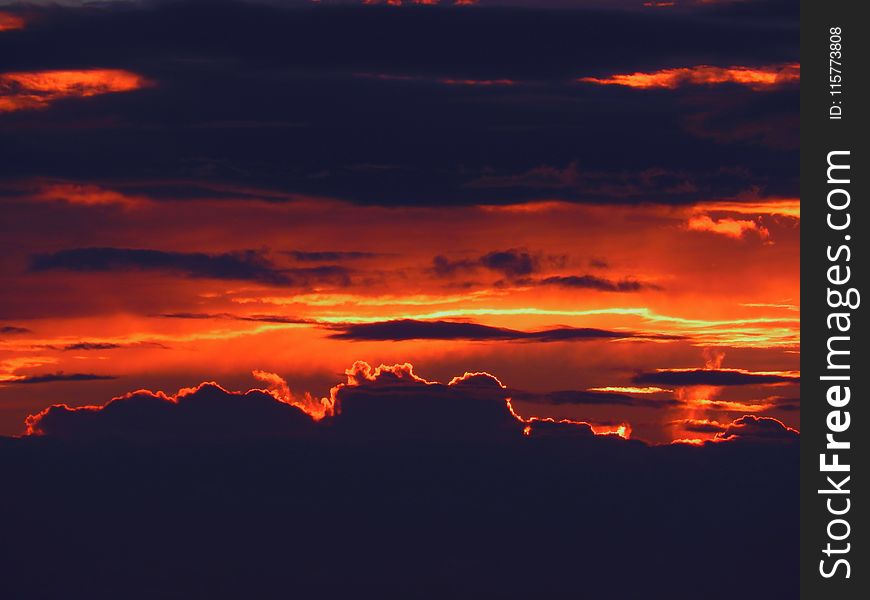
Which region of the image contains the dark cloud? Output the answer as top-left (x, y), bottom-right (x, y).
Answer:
top-left (22, 361), bottom-right (655, 444)
top-left (514, 389), bottom-right (682, 409)
top-left (16, 362), bottom-right (801, 446)
top-left (29, 247), bottom-right (351, 287)
top-left (26, 382), bottom-right (316, 440)
top-left (37, 341), bottom-right (169, 351)
top-left (8, 358), bottom-right (798, 598)
top-left (525, 418), bottom-right (597, 439)
top-left (431, 255), bottom-right (478, 277)
top-left (60, 342), bottom-right (123, 351)
top-left (29, 247), bottom-right (288, 283)
top-left (465, 163), bottom-right (703, 203)
top-left (633, 368), bottom-right (799, 386)
top-left (431, 248), bottom-right (538, 278)
top-left (2, 413), bottom-right (799, 600)
top-left (0, 2), bottom-right (797, 80)
top-left (714, 415), bottom-right (799, 443)
top-left (479, 249), bottom-right (538, 277)
top-left (1, 325), bottom-right (31, 334)
top-left (327, 319), bottom-right (677, 342)
top-left (539, 274), bottom-right (659, 292)
top-left (21, 362), bottom-right (520, 442)
top-left (683, 87), bottom-right (799, 150)
top-left (241, 314), bottom-right (313, 324)
top-left (155, 312), bottom-right (311, 325)
top-left (156, 312), bottom-right (239, 320)
top-left (675, 418), bottom-right (727, 434)
top-left (0, 1), bottom-right (798, 207)
top-left (328, 362), bottom-right (521, 441)
top-left (6, 372), bottom-right (118, 384)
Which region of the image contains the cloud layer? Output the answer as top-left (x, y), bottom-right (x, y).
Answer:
top-left (29, 247), bottom-right (351, 287)
top-left (633, 368), bottom-right (799, 386)
top-left (23, 361), bottom-right (798, 445)
top-left (327, 319), bottom-right (676, 342)
top-left (0, 0), bottom-right (798, 206)
top-left (26, 381), bottom-right (317, 440)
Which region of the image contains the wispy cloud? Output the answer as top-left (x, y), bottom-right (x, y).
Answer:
top-left (579, 63), bottom-right (799, 90)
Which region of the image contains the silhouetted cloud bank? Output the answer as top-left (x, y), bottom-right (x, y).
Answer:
top-left (23, 361), bottom-right (798, 445)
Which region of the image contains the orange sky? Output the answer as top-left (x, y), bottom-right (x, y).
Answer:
top-left (0, 186), bottom-right (800, 442)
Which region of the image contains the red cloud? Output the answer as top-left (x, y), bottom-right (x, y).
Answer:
top-left (686, 215), bottom-right (770, 240)
top-left (0, 11), bottom-right (25, 32)
top-left (252, 369), bottom-right (336, 420)
top-left (0, 69), bottom-right (148, 113)
top-left (579, 63), bottom-right (800, 90)
top-left (29, 181), bottom-right (150, 209)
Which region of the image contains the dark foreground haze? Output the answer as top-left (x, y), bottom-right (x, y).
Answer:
top-left (1, 434), bottom-right (797, 599)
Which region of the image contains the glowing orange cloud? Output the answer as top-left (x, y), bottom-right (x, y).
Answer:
top-left (0, 11), bottom-right (25, 31)
top-left (343, 360), bottom-right (431, 386)
top-left (0, 356), bottom-right (59, 383)
top-left (590, 422), bottom-right (632, 438)
top-left (448, 370), bottom-right (507, 388)
top-left (692, 198), bottom-right (800, 219)
top-left (31, 182), bottom-right (149, 209)
top-left (579, 63), bottom-right (800, 90)
top-left (671, 438), bottom-right (705, 446)
top-left (320, 361), bottom-right (505, 420)
top-left (686, 215), bottom-right (769, 240)
top-left (252, 370), bottom-right (335, 420)
top-left (681, 197), bottom-right (799, 243)
top-left (588, 386), bottom-right (671, 394)
top-left (702, 348), bottom-right (725, 369)
top-left (676, 418), bottom-right (726, 431)
top-left (694, 399), bottom-right (774, 412)
top-left (675, 384), bottom-right (723, 409)
top-left (740, 302), bottom-right (799, 312)
top-left (0, 69), bottom-right (148, 113)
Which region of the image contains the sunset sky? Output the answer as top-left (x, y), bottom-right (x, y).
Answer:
top-left (0, 0), bottom-right (799, 445)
